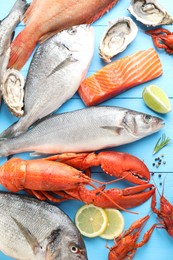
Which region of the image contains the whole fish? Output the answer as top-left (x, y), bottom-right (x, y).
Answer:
top-left (0, 192), bottom-right (87, 260)
top-left (0, 106), bottom-right (164, 157)
top-left (0, 0), bottom-right (28, 105)
top-left (8, 0), bottom-right (120, 70)
top-left (0, 24), bottom-right (94, 139)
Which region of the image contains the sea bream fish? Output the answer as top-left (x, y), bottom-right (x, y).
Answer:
top-left (8, 0), bottom-right (120, 70)
top-left (0, 106), bottom-right (164, 157)
top-left (0, 192), bottom-right (87, 259)
top-left (0, 24), bottom-right (94, 139)
top-left (0, 0), bottom-right (28, 106)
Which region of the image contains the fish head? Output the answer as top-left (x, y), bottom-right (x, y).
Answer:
top-left (122, 110), bottom-right (164, 138)
top-left (45, 228), bottom-right (88, 260)
top-left (56, 24), bottom-right (94, 54)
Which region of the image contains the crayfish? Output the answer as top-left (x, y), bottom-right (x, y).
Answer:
top-left (146, 28), bottom-right (173, 54)
top-left (0, 151), bottom-right (155, 211)
top-left (151, 179), bottom-right (173, 237)
top-left (108, 215), bottom-right (156, 260)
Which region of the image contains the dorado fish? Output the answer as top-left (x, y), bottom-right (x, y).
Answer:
top-left (0, 192), bottom-right (87, 259)
top-left (0, 24), bottom-right (94, 139)
top-left (0, 106), bottom-right (164, 157)
top-left (0, 0), bottom-right (28, 105)
top-left (8, 0), bottom-right (119, 70)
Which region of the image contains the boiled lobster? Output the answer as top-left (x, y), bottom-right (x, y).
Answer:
top-left (108, 215), bottom-right (156, 260)
top-left (146, 28), bottom-right (173, 54)
top-left (0, 151), bottom-right (155, 210)
top-left (151, 181), bottom-right (173, 237)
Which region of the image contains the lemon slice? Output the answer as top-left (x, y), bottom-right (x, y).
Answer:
top-left (100, 209), bottom-right (124, 240)
top-left (142, 85), bottom-right (171, 114)
top-left (75, 204), bottom-right (108, 238)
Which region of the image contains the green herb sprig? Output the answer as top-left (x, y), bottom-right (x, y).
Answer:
top-left (153, 134), bottom-right (171, 155)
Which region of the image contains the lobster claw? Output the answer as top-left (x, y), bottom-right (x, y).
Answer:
top-left (57, 183), bottom-right (155, 211)
top-left (45, 151), bottom-right (151, 185)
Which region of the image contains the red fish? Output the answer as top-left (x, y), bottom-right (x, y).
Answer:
top-left (8, 0), bottom-right (120, 70)
top-left (78, 48), bottom-right (163, 106)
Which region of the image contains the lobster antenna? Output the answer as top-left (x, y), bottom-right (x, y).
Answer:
top-left (151, 173), bottom-right (161, 197)
top-left (162, 174), bottom-right (168, 197)
top-left (89, 182), bottom-right (138, 214)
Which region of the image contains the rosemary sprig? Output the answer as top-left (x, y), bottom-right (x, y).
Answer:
top-left (153, 134), bottom-right (171, 155)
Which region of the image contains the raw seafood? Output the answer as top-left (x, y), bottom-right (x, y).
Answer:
top-left (8, 0), bottom-right (120, 70)
top-left (99, 17), bottom-right (138, 62)
top-left (0, 154), bottom-right (155, 210)
top-left (0, 24), bottom-right (94, 139)
top-left (0, 192), bottom-right (87, 259)
top-left (1, 68), bottom-right (25, 117)
top-left (78, 48), bottom-right (162, 106)
top-left (0, 0), bottom-right (28, 105)
top-left (0, 106), bottom-right (164, 157)
top-left (128, 0), bottom-right (173, 27)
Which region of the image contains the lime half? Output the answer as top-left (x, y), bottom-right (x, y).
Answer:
top-left (142, 85), bottom-right (171, 114)
top-left (75, 204), bottom-right (108, 238)
top-left (100, 209), bottom-right (124, 240)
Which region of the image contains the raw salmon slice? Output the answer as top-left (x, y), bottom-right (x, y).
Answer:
top-left (78, 48), bottom-right (163, 106)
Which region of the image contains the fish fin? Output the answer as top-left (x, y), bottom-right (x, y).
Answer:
top-left (101, 126), bottom-right (124, 135)
top-left (8, 31), bottom-right (36, 70)
top-left (11, 216), bottom-right (41, 254)
top-left (30, 152), bottom-right (47, 157)
top-left (22, 0), bottom-right (38, 24)
top-left (39, 29), bottom-right (61, 44)
top-left (47, 55), bottom-right (77, 77)
top-left (87, 1), bottom-right (118, 24)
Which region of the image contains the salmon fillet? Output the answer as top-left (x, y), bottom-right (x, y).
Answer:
top-left (78, 48), bottom-right (163, 106)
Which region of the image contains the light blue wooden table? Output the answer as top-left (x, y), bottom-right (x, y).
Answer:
top-left (0, 1), bottom-right (173, 259)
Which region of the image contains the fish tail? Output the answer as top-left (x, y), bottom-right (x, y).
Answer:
top-left (0, 120), bottom-right (26, 140)
top-left (8, 30), bottom-right (37, 70)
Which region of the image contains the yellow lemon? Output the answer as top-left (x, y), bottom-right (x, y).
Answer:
top-left (100, 209), bottom-right (124, 240)
top-left (75, 204), bottom-right (108, 238)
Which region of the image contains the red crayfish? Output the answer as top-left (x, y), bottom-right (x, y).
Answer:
top-left (0, 151), bottom-right (155, 211)
top-left (151, 179), bottom-right (173, 237)
top-left (146, 28), bottom-right (173, 54)
top-left (108, 215), bottom-right (156, 260)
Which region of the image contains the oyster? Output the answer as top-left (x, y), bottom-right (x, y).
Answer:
top-left (128, 0), bottom-right (173, 27)
top-left (1, 69), bottom-right (25, 117)
top-left (99, 17), bottom-right (138, 63)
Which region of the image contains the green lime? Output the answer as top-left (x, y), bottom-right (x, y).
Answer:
top-left (100, 209), bottom-right (124, 240)
top-left (75, 204), bottom-right (108, 238)
top-left (142, 85), bottom-right (171, 114)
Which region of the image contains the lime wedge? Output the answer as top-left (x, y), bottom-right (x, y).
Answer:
top-left (75, 204), bottom-right (108, 238)
top-left (142, 85), bottom-right (171, 114)
top-left (100, 209), bottom-right (124, 240)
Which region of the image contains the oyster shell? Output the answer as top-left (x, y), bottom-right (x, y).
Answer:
top-left (1, 69), bottom-right (25, 117)
top-left (99, 17), bottom-right (138, 63)
top-left (128, 0), bottom-right (173, 27)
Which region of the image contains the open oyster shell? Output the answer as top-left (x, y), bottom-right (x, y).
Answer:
top-left (1, 69), bottom-right (25, 117)
top-left (128, 0), bottom-right (173, 27)
top-left (99, 17), bottom-right (138, 63)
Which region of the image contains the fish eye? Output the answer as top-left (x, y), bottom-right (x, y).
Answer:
top-left (68, 27), bottom-right (77, 35)
top-left (143, 114), bottom-right (152, 123)
top-left (70, 245), bottom-right (79, 254)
